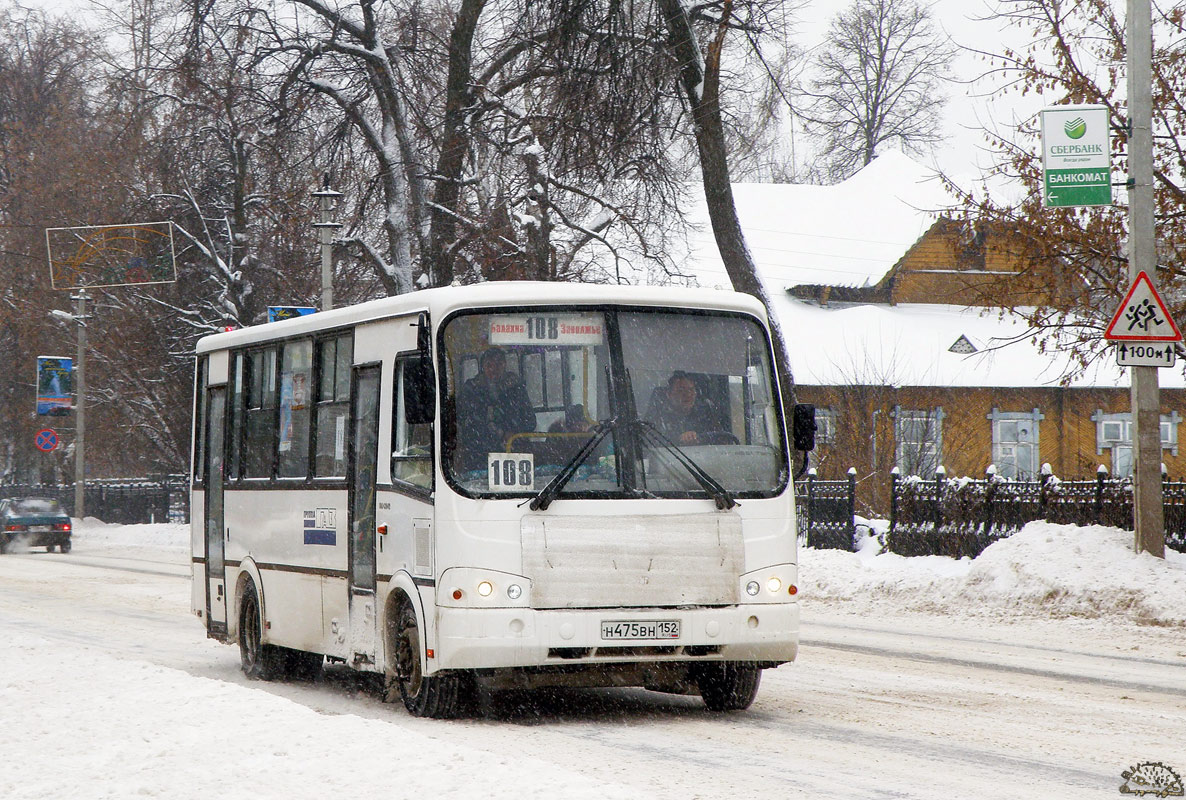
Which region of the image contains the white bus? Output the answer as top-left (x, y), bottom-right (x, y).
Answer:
top-left (191, 282), bottom-right (812, 717)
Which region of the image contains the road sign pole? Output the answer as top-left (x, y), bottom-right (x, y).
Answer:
top-left (1128, 0), bottom-right (1165, 558)
top-left (72, 290), bottom-right (88, 521)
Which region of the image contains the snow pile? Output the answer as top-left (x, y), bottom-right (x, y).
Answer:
top-left (0, 629), bottom-right (638, 800)
top-left (72, 517), bottom-right (189, 554)
top-left (802, 521), bottom-right (1186, 625)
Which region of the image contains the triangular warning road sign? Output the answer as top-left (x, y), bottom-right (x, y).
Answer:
top-left (1104, 271), bottom-right (1183, 342)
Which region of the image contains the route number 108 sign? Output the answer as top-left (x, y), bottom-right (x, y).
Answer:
top-left (489, 313), bottom-right (605, 346)
top-left (488, 453), bottom-right (535, 492)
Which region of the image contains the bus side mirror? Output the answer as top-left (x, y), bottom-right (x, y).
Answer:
top-left (404, 313), bottom-right (435, 425)
top-left (403, 356), bottom-right (435, 425)
top-left (792, 403), bottom-right (816, 452)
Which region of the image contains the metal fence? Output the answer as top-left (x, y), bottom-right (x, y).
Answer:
top-left (797, 469), bottom-right (857, 551)
top-left (0, 476), bottom-right (189, 525)
top-left (796, 467), bottom-right (1186, 557)
top-left (888, 468), bottom-right (1186, 557)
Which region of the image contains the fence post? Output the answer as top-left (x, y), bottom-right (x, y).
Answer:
top-left (1095, 464), bottom-right (1107, 526)
top-left (890, 467), bottom-right (899, 535)
top-left (806, 468), bottom-right (816, 547)
top-left (934, 465), bottom-right (946, 540)
top-left (1039, 462), bottom-right (1053, 521)
top-left (847, 467), bottom-right (857, 551)
top-left (984, 464), bottom-right (997, 539)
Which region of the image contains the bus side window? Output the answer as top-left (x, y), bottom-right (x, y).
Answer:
top-left (314, 334), bottom-right (352, 477)
top-left (277, 340), bottom-right (313, 479)
top-left (392, 357), bottom-right (433, 490)
top-left (243, 348), bottom-right (278, 479)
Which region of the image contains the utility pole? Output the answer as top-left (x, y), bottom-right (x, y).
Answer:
top-left (72, 289), bottom-right (90, 520)
top-left (1127, 0), bottom-right (1166, 557)
top-left (312, 175), bottom-right (342, 311)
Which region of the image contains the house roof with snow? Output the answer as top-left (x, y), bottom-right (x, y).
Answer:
top-left (680, 153), bottom-right (1186, 391)
top-left (684, 151), bottom-right (958, 291)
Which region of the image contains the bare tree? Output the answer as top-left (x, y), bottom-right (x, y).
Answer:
top-left (799, 0), bottom-right (955, 181)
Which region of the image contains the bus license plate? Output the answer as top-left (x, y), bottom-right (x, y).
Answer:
top-left (600, 620), bottom-right (680, 640)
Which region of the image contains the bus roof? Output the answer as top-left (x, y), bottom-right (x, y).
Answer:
top-left (195, 282), bottom-right (768, 354)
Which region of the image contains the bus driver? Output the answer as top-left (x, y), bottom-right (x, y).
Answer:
top-left (645, 371), bottom-right (722, 445)
top-left (456, 347), bottom-right (536, 470)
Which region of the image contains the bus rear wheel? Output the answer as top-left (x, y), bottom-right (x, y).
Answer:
top-left (239, 581), bottom-right (286, 681)
top-left (693, 662), bottom-right (761, 712)
top-left (389, 601), bottom-right (470, 718)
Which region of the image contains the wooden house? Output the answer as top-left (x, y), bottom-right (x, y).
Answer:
top-left (684, 152), bottom-right (1186, 515)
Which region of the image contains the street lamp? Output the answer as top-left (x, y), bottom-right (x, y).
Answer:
top-left (48, 291), bottom-right (91, 519)
top-left (311, 174), bottom-right (342, 311)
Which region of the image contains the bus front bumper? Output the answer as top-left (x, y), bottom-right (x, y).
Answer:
top-left (433, 602), bottom-right (798, 671)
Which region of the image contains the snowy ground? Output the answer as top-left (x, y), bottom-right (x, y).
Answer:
top-left (0, 519), bottom-right (1182, 799)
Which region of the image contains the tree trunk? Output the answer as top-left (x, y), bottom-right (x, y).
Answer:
top-left (657, 0), bottom-right (798, 416)
top-left (426, 0), bottom-right (486, 287)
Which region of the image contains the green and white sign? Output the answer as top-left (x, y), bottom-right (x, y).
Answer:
top-left (1040, 105), bottom-right (1112, 208)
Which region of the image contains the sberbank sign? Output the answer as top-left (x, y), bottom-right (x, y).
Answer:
top-left (1041, 105), bottom-right (1112, 208)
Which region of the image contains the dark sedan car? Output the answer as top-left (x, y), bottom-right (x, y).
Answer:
top-left (0, 497), bottom-right (72, 553)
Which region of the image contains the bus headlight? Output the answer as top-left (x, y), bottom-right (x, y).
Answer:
top-left (739, 564), bottom-right (797, 604)
top-left (438, 568), bottom-right (531, 608)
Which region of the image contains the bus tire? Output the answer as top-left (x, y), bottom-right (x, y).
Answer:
top-left (239, 580), bottom-right (285, 681)
top-left (389, 601), bottom-right (468, 718)
top-left (694, 662), bottom-right (761, 712)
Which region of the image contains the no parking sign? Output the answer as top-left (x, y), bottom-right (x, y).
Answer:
top-left (35, 429), bottom-right (59, 452)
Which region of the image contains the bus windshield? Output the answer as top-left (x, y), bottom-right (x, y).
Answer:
top-left (441, 308), bottom-right (787, 499)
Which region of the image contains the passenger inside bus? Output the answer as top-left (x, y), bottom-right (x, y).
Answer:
top-left (455, 347), bottom-right (536, 470)
top-left (644, 371), bottom-right (730, 445)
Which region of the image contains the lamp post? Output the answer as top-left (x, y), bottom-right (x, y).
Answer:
top-left (50, 292), bottom-right (90, 519)
top-left (312, 175), bottom-right (343, 311)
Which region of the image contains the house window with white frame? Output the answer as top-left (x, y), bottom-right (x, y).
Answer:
top-left (988, 408), bottom-right (1043, 479)
top-left (894, 407), bottom-right (944, 477)
top-left (1092, 410), bottom-right (1180, 478)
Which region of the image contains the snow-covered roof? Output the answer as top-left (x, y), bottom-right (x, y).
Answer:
top-left (684, 151), bottom-right (958, 290)
top-left (774, 298), bottom-right (1186, 390)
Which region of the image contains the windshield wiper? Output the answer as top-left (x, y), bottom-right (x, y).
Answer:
top-left (634, 420), bottom-right (737, 510)
top-left (528, 416), bottom-right (621, 511)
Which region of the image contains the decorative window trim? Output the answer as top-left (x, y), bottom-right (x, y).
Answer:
top-left (987, 407), bottom-right (1043, 478)
top-left (892, 406), bottom-right (945, 476)
top-left (1090, 410), bottom-right (1180, 457)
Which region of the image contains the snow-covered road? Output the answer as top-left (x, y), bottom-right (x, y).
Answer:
top-left (0, 521), bottom-right (1182, 799)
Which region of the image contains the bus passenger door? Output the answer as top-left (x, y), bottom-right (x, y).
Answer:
top-left (204, 387), bottom-right (228, 638)
top-left (348, 365), bottom-right (381, 664)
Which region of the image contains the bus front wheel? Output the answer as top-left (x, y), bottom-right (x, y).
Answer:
top-left (239, 580), bottom-right (286, 681)
top-left (388, 601), bottom-right (470, 718)
top-left (693, 662), bottom-right (761, 712)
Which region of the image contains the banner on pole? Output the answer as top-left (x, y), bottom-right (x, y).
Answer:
top-left (36, 356), bottom-right (73, 416)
